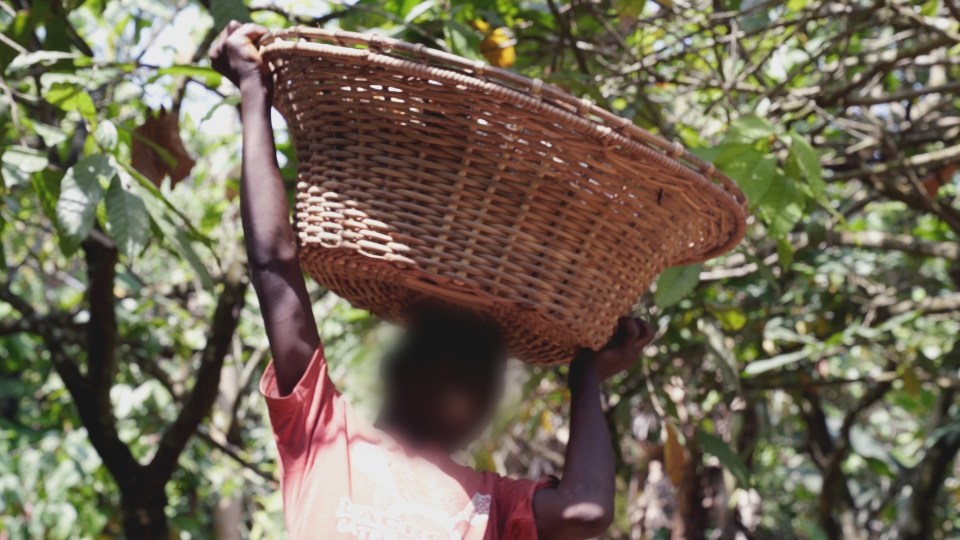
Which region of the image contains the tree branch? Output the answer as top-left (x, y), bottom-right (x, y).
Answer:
top-left (148, 265), bottom-right (248, 482)
top-left (76, 235), bottom-right (144, 486)
top-left (83, 234), bottom-right (120, 424)
top-left (0, 318), bottom-right (33, 336)
top-left (0, 283), bottom-right (86, 393)
top-left (820, 230), bottom-right (959, 261)
top-left (799, 379), bottom-right (892, 540)
top-left (888, 292), bottom-right (960, 316)
top-left (2, 244), bottom-right (142, 487)
top-left (0, 311), bottom-right (82, 337)
top-left (819, 36), bottom-right (955, 107)
top-left (945, 0), bottom-right (960, 22)
top-left (844, 81), bottom-right (960, 106)
top-left (251, 3), bottom-right (356, 27)
top-left (546, 0), bottom-right (591, 75)
top-left (798, 391), bottom-right (847, 540)
top-left (196, 426), bottom-right (276, 485)
top-left (897, 347), bottom-right (960, 539)
top-left (829, 143), bottom-right (960, 181)
top-left (701, 227), bottom-right (959, 288)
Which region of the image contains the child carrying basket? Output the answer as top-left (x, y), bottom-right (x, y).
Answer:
top-left (210, 21), bottom-right (745, 540)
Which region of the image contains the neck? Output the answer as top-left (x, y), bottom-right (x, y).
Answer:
top-left (376, 408), bottom-right (462, 455)
top-left (375, 408), bottom-right (428, 448)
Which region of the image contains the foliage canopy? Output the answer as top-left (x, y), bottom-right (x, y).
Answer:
top-left (1, 0), bottom-right (959, 539)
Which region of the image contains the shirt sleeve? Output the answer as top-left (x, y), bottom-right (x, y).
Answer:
top-left (494, 475), bottom-right (560, 539)
top-left (259, 346), bottom-right (341, 473)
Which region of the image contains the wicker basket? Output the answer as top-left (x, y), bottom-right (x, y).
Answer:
top-left (260, 28), bottom-right (747, 365)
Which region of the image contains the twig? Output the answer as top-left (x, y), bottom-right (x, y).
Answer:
top-left (196, 426), bottom-right (277, 485)
top-left (813, 230), bottom-right (959, 261)
top-left (829, 144), bottom-right (960, 181)
top-left (888, 292), bottom-right (960, 316)
top-left (844, 81), bottom-right (960, 106)
top-left (0, 31), bottom-right (27, 53)
top-left (546, 0), bottom-right (590, 75)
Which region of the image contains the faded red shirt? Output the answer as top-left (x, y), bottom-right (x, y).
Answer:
top-left (260, 347), bottom-right (553, 539)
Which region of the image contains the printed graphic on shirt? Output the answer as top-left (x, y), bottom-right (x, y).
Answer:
top-left (335, 441), bottom-right (491, 540)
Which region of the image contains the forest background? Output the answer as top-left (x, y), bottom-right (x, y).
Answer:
top-left (1, 0), bottom-right (959, 538)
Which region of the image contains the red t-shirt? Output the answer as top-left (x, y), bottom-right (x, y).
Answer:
top-left (260, 347), bottom-right (554, 539)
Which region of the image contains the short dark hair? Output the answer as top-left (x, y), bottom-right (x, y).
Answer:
top-left (383, 306), bottom-right (506, 383)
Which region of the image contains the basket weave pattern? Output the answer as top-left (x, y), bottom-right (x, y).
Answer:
top-left (261, 28), bottom-right (747, 365)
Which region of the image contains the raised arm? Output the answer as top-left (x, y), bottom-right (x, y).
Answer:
top-left (534, 318), bottom-right (653, 540)
top-left (211, 22), bottom-right (320, 395)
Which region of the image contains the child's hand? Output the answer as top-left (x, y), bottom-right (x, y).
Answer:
top-left (573, 317), bottom-right (654, 383)
top-left (209, 21), bottom-right (270, 88)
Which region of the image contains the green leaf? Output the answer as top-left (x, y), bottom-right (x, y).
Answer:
top-left (171, 224), bottom-right (214, 289)
top-left (201, 95), bottom-right (240, 123)
top-left (44, 82), bottom-right (97, 120)
top-left (209, 0), bottom-right (251, 32)
top-left (403, 0), bottom-right (437, 22)
top-left (105, 178), bottom-right (151, 258)
top-left (142, 191), bottom-right (214, 289)
top-left (387, 0), bottom-right (423, 19)
top-left (710, 304), bottom-right (747, 332)
top-left (152, 65), bottom-right (223, 88)
top-left (718, 147), bottom-right (777, 203)
top-left (701, 320), bottom-right (740, 392)
top-left (920, 0), bottom-right (939, 16)
top-left (849, 426), bottom-right (902, 472)
top-left (5, 50), bottom-right (78, 74)
top-left (757, 176), bottom-right (805, 237)
top-left (94, 119), bottom-right (118, 151)
top-left (1, 146), bottom-right (48, 187)
top-left (118, 162), bottom-right (211, 247)
top-left (31, 169), bottom-right (62, 226)
top-left (56, 154), bottom-right (113, 245)
top-left (743, 349), bottom-right (810, 376)
top-left (788, 132), bottom-right (825, 196)
top-left (727, 115), bottom-right (776, 144)
top-left (33, 123), bottom-right (69, 146)
top-left (927, 419), bottom-right (960, 449)
top-left (776, 237), bottom-right (795, 268)
top-left (697, 428), bottom-right (751, 487)
top-left (0, 213), bottom-right (5, 267)
top-left (654, 263), bottom-right (703, 308)
top-left (444, 20), bottom-right (483, 61)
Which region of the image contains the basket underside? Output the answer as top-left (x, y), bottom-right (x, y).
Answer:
top-left (303, 250), bottom-right (586, 363)
top-left (263, 30), bottom-right (747, 365)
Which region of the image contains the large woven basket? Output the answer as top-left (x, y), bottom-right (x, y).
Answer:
top-left (260, 28), bottom-right (747, 365)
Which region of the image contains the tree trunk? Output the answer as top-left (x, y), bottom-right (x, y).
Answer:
top-left (673, 450), bottom-right (708, 540)
top-left (213, 361), bottom-right (244, 540)
top-left (897, 377), bottom-right (960, 540)
top-left (121, 485), bottom-right (170, 540)
top-left (213, 497), bottom-right (244, 540)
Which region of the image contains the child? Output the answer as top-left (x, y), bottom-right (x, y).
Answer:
top-left (210, 22), bottom-right (655, 540)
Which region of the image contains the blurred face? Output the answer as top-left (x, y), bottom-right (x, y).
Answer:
top-left (379, 312), bottom-right (507, 451)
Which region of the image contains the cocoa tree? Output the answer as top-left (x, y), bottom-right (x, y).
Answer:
top-left (1, 0), bottom-right (958, 538)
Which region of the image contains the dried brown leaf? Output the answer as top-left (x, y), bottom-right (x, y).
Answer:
top-left (663, 421), bottom-right (687, 487)
top-left (131, 108), bottom-right (195, 187)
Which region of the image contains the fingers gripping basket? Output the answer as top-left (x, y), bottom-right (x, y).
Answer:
top-left (260, 28), bottom-right (748, 365)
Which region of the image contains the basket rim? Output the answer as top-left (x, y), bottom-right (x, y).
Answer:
top-left (260, 26), bottom-right (749, 264)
